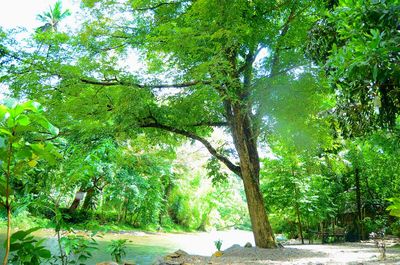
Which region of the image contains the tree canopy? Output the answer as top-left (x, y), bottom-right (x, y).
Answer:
top-left (0, 1), bottom-right (399, 260)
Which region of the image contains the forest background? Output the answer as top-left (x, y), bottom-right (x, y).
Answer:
top-left (0, 0), bottom-right (399, 263)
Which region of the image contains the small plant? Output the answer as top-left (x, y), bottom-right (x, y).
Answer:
top-left (7, 227), bottom-right (51, 265)
top-left (214, 239), bottom-right (223, 251)
top-left (60, 233), bottom-right (98, 265)
top-left (107, 239), bottom-right (130, 263)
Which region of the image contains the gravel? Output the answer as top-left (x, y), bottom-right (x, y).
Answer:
top-left (154, 241), bottom-right (400, 265)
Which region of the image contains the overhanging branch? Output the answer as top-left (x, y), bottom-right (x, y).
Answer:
top-left (141, 122), bottom-right (241, 177)
top-left (80, 78), bottom-right (210, 89)
top-left (132, 1), bottom-right (189, 11)
top-left (191, 121), bottom-right (228, 127)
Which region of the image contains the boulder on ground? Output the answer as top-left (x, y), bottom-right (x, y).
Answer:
top-left (244, 242), bottom-right (252, 248)
top-left (224, 244), bottom-right (242, 253)
top-left (154, 249), bottom-right (190, 265)
top-left (166, 249), bottom-right (188, 258)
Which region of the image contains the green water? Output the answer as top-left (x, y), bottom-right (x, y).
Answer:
top-left (0, 231), bottom-right (177, 264)
top-left (0, 229), bottom-right (254, 264)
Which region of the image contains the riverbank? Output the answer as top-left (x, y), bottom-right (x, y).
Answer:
top-left (2, 227), bottom-right (400, 264)
top-left (155, 241), bottom-right (400, 264)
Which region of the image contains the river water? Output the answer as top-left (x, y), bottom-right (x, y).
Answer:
top-left (0, 229), bottom-right (254, 264)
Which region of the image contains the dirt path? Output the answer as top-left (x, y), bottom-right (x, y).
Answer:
top-left (155, 242), bottom-right (400, 264)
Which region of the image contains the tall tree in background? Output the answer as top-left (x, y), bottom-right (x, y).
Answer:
top-left (36, 0), bottom-right (71, 32)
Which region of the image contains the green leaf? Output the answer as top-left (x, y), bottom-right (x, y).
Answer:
top-left (30, 143), bottom-right (45, 154)
top-left (9, 242), bottom-right (22, 251)
top-left (20, 101), bottom-right (41, 113)
top-left (36, 116), bottom-right (59, 135)
top-left (10, 227), bottom-right (41, 243)
top-left (37, 248), bottom-right (51, 258)
top-left (0, 105), bottom-right (8, 120)
top-left (373, 64), bottom-right (378, 81)
top-left (0, 128), bottom-right (12, 136)
top-left (16, 114), bottom-right (31, 126)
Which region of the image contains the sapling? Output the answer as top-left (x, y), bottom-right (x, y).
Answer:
top-left (214, 239), bottom-right (223, 252)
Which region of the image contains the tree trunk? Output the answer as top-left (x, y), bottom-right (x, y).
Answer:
top-left (241, 172), bottom-right (276, 247)
top-left (124, 197), bottom-right (129, 223)
top-left (293, 171), bottom-right (304, 244)
top-left (69, 189), bottom-right (85, 213)
top-left (295, 201), bottom-right (304, 244)
top-left (355, 167), bottom-right (362, 240)
top-left (230, 104), bottom-right (276, 248)
top-left (82, 187), bottom-right (95, 210)
top-left (2, 205), bottom-right (11, 265)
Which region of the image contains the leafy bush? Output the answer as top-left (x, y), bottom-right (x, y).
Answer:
top-left (60, 233), bottom-right (98, 265)
top-left (107, 239), bottom-right (129, 263)
top-left (7, 227), bottom-right (51, 265)
top-left (387, 198), bottom-right (400, 218)
top-left (362, 216), bottom-right (387, 236)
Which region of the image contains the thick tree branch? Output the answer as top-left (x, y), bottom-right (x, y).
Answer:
top-left (33, 131), bottom-right (66, 142)
top-left (238, 49), bottom-right (256, 75)
top-left (132, 1), bottom-right (190, 11)
top-left (80, 78), bottom-right (210, 89)
top-left (270, 7), bottom-right (296, 77)
top-left (141, 122), bottom-right (241, 177)
top-left (191, 121), bottom-right (228, 127)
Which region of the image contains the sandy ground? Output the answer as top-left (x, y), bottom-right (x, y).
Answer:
top-left (155, 241), bottom-right (400, 265)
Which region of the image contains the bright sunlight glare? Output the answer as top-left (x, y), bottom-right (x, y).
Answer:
top-left (0, 0), bottom-right (77, 30)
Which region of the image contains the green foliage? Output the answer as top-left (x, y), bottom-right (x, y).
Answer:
top-left (0, 99), bottom-right (59, 262)
top-left (214, 239), bottom-right (222, 252)
top-left (362, 216), bottom-right (387, 234)
top-left (107, 239), bottom-right (129, 263)
top-left (60, 233), bottom-right (98, 265)
top-left (206, 157), bottom-right (228, 185)
top-left (256, 72), bottom-right (334, 152)
top-left (262, 151), bottom-right (335, 232)
top-left (0, 0), bottom-right (399, 254)
top-left (308, 0), bottom-right (400, 135)
top-left (0, 99), bottom-right (60, 172)
top-left (166, 148), bottom-right (248, 230)
top-left (7, 227), bottom-right (51, 265)
top-left (387, 198), bottom-right (400, 218)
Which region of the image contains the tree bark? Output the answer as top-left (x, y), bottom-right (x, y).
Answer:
top-left (293, 179), bottom-right (304, 244)
top-left (241, 172), bottom-right (276, 248)
top-left (82, 187), bottom-right (95, 210)
top-left (230, 103), bottom-right (276, 248)
top-left (355, 167), bottom-right (362, 240)
top-left (295, 201), bottom-right (305, 244)
top-left (68, 189), bottom-right (85, 213)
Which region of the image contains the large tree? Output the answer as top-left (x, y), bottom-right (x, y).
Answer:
top-left (2, 0), bottom-right (320, 248)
